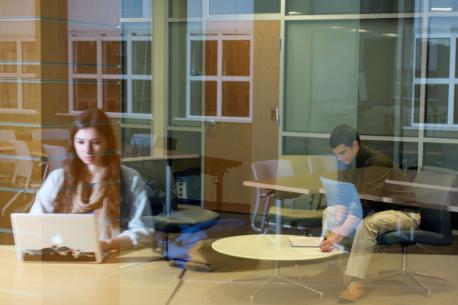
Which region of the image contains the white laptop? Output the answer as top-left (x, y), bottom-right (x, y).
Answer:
top-left (11, 213), bottom-right (105, 263)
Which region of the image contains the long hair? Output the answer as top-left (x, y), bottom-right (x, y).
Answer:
top-left (54, 108), bottom-right (120, 214)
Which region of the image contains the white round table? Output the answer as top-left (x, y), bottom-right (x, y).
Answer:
top-left (212, 234), bottom-right (343, 300)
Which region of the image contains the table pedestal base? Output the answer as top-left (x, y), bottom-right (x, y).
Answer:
top-left (242, 261), bottom-right (324, 301)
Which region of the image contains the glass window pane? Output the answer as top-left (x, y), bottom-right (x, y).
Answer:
top-left (413, 85), bottom-right (421, 124)
top-left (190, 40), bottom-right (217, 76)
top-left (455, 85), bottom-right (458, 124)
top-left (429, 0), bottom-right (458, 12)
top-left (286, 0), bottom-right (419, 15)
top-left (132, 41), bottom-right (151, 75)
top-left (121, 23), bottom-right (152, 36)
top-left (190, 80), bottom-right (217, 116)
top-left (284, 20), bottom-right (359, 133)
top-left (356, 19), bottom-right (415, 136)
top-left (424, 143), bottom-right (458, 170)
top-left (169, 22), bottom-right (202, 128)
top-left (102, 41), bottom-right (122, 74)
top-left (456, 38), bottom-right (458, 77)
top-left (0, 82), bottom-right (17, 108)
top-left (415, 38), bottom-right (450, 78)
top-left (209, 0), bottom-right (280, 15)
top-left (284, 18), bottom-right (416, 137)
top-left (168, 130), bottom-right (201, 155)
top-left (21, 41), bottom-right (38, 74)
top-left (414, 84), bottom-right (449, 124)
top-left (73, 79), bottom-right (97, 110)
top-left (132, 79), bottom-right (152, 114)
top-left (121, 0), bottom-right (151, 18)
top-left (169, 0), bottom-right (202, 18)
top-left (364, 140), bottom-right (418, 170)
top-left (103, 80), bottom-right (121, 113)
top-left (23, 82), bottom-right (39, 110)
top-left (122, 128), bottom-right (152, 158)
top-left (0, 42), bottom-right (17, 73)
top-left (222, 40), bottom-right (250, 76)
top-left (425, 84), bottom-right (449, 124)
top-left (222, 81), bottom-right (249, 117)
top-left (283, 137), bottom-right (330, 155)
top-left (72, 41), bottom-right (97, 74)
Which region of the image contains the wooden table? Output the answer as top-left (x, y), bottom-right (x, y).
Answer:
top-left (212, 234), bottom-right (342, 300)
top-left (244, 171), bottom-right (458, 213)
top-left (0, 245), bottom-right (160, 305)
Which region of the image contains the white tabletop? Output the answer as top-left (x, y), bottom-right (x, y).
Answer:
top-left (212, 234), bottom-right (342, 262)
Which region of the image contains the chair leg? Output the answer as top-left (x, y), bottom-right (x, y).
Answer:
top-left (374, 246), bottom-right (444, 297)
top-left (162, 232), bottom-right (169, 258)
top-left (404, 271), bottom-right (432, 297)
top-left (1, 191), bottom-right (23, 216)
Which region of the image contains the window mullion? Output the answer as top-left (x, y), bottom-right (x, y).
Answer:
top-left (97, 37), bottom-right (103, 110)
top-left (217, 35), bottom-right (222, 118)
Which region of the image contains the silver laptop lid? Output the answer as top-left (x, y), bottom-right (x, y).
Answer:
top-left (11, 213), bottom-right (103, 263)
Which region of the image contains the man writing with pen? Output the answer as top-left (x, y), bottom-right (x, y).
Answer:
top-left (319, 124), bottom-right (419, 302)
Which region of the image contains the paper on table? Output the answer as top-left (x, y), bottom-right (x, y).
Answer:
top-left (289, 236), bottom-right (322, 248)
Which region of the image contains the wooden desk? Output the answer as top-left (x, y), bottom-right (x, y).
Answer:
top-left (244, 172), bottom-right (458, 213)
top-left (243, 174), bottom-right (328, 195)
top-left (0, 246), bottom-right (159, 305)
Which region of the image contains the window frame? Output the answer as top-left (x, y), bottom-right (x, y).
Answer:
top-left (0, 38), bottom-right (38, 114)
top-left (68, 33), bottom-right (153, 119)
top-left (411, 33), bottom-right (458, 128)
top-left (185, 33), bottom-right (253, 123)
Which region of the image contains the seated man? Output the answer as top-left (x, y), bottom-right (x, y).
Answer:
top-left (320, 124), bottom-right (419, 302)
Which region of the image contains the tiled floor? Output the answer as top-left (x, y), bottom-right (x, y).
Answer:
top-left (148, 252), bottom-right (458, 305)
top-left (150, 212), bottom-right (458, 305)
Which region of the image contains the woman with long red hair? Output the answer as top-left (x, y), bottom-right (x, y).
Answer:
top-left (30, 108), bottom-right (152, 251)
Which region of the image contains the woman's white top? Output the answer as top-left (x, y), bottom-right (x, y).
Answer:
top-left (30, 165), bottom-right (154, 248)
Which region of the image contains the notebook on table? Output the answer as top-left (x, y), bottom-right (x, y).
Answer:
top-left (11, 213), bottom-right (106, 263)
top-left (289, 236), bottom-right (321, 247)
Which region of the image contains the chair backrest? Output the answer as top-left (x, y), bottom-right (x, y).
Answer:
top-left (251, 159), bottom-right (294, 180)
top-left (0, 130), bottom-right (16, 141)
top-left (414, 168), bottom-right (456, 243)
top-left (43, 144), bottom-right (67, 178)
top-left (250, 159), bottom-right (294, 232)
top-left (9, 140), bottom-right (33, 187)
top-left (32, 128), bottom-right (70, 142)
top-left (307, 154), bottom-right (337, 175)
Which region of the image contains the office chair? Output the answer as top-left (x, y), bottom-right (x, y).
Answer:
top-left (152, 204), bottom-right (220, 262)
top-left (250, 159), bottom-right (323, 234)
top-left (376, 169), bottom-right (456, 296)
top-left (42, 144), bottom-right (68, 179)
top-left (1, 140), bottom-right (43, 216)
top-left (0, 130), bottom-right (16, 180)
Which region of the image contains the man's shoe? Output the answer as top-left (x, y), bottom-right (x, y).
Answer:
top-left (338, 280), bottom-right (365, 302)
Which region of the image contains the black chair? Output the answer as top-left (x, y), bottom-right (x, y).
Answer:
top-left (152, 204), bottom-right (220, 262)
top-left (377, 169), bottom-right (456, 296)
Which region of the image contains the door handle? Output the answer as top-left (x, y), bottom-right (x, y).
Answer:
top-left (271, 107), bottom-right (280, 129)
